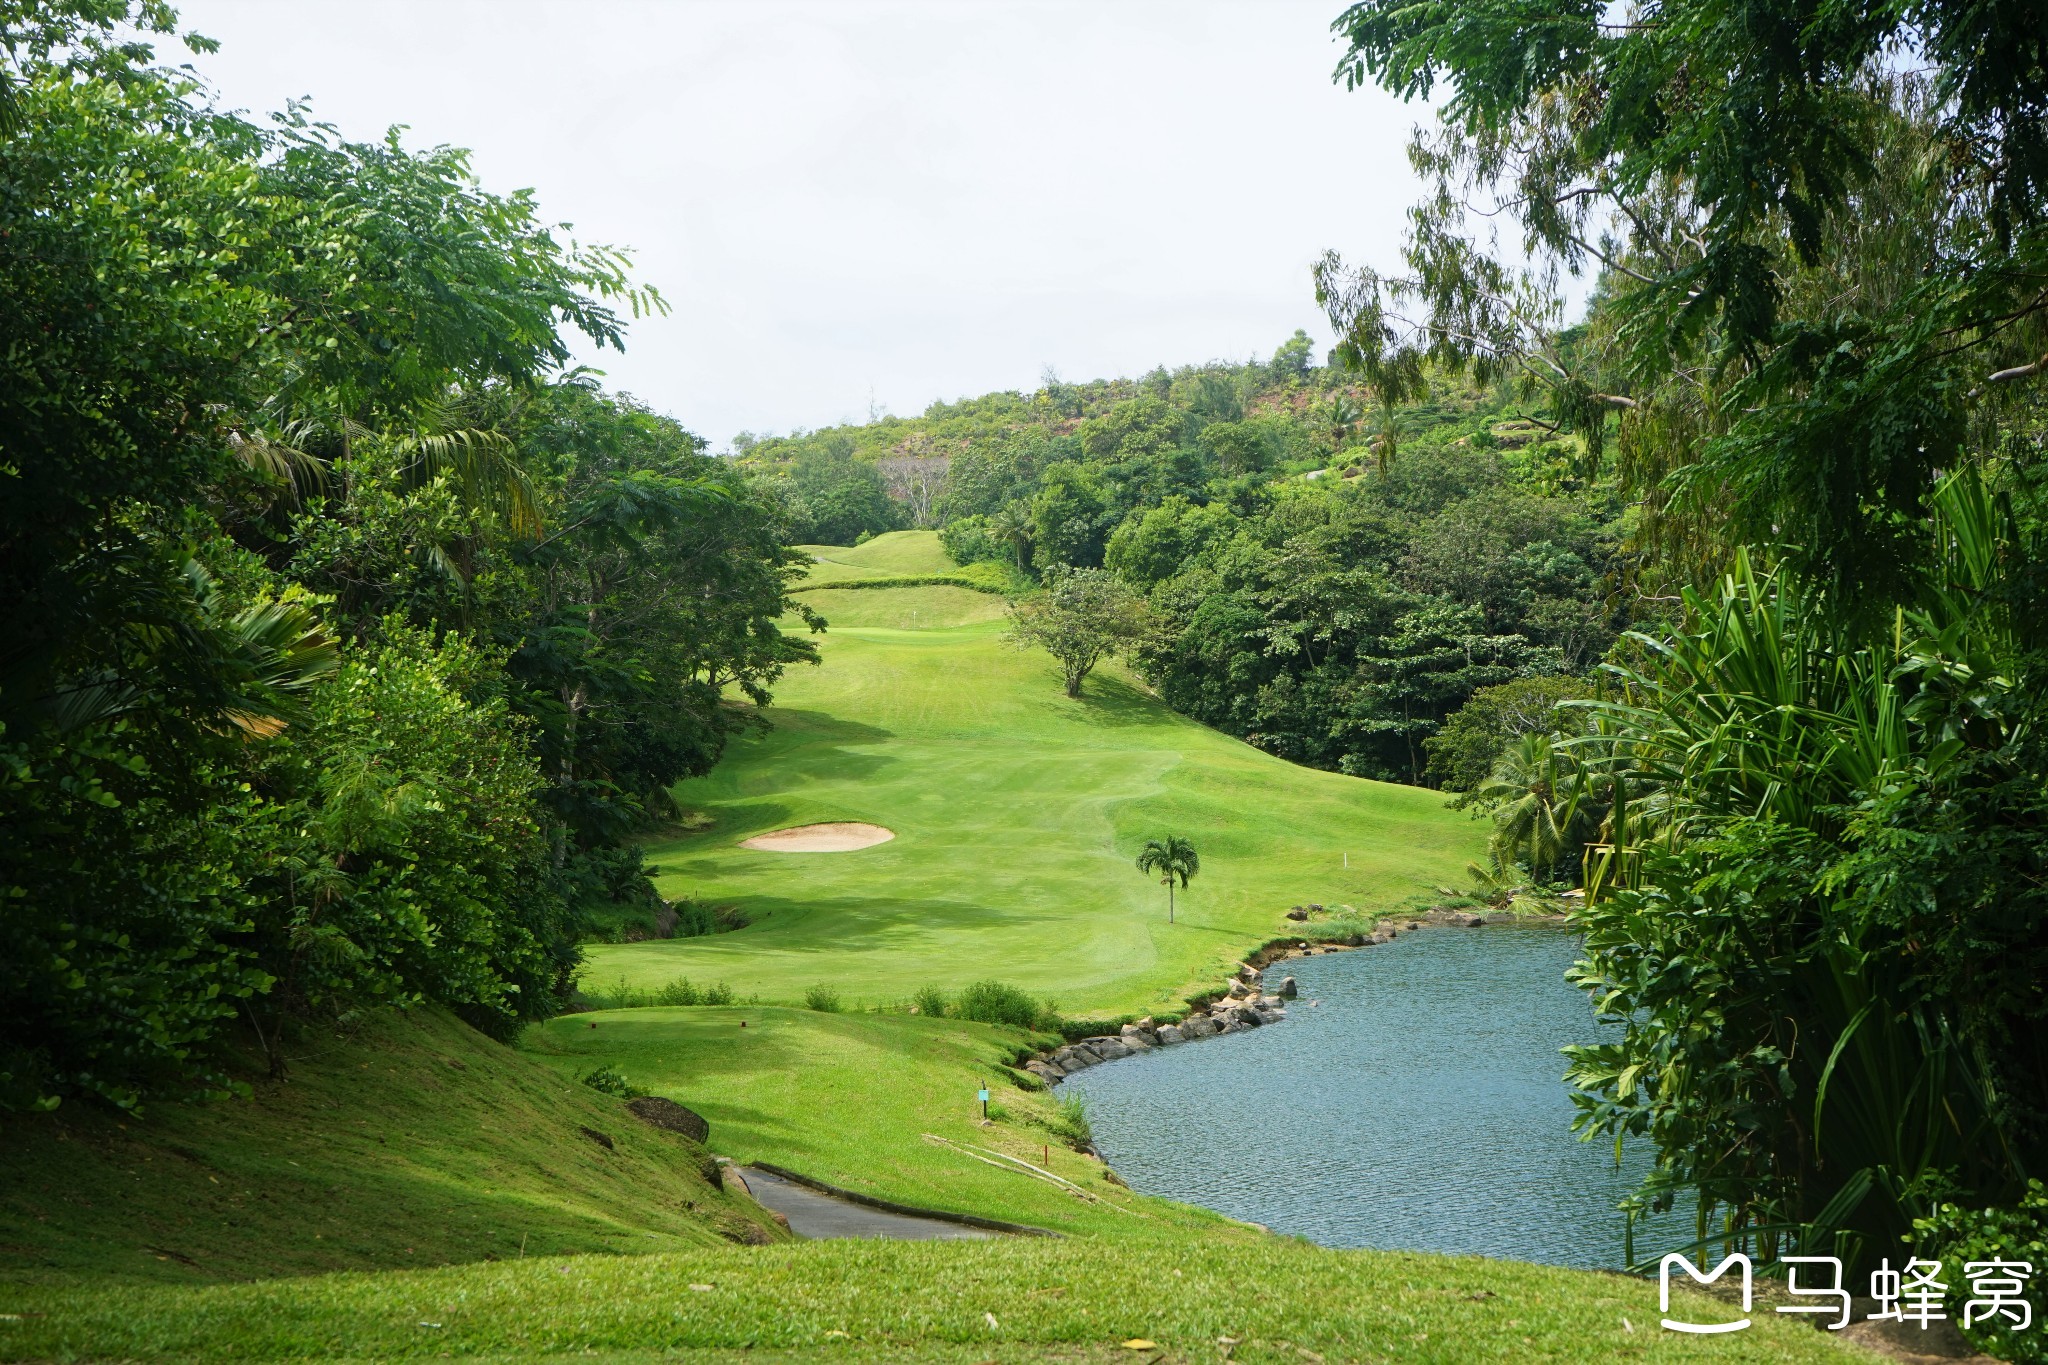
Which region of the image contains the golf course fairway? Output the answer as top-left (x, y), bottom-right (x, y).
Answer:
top-left (585, 533), bottom-right (1486, 1018)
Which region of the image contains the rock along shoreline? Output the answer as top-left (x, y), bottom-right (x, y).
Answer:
top-left (1028, 908), bottom-right (1493, 1087)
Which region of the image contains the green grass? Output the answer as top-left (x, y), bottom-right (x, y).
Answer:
top-left (520, 1007), bottom-right (1240, 1242)
top-left (598, 533), bottom-right (1482, 1017)
top-left (0, 1239), bottom-right (1876, 1362)
top-left (791, 583), bottom-right (1006, 630)
top-left (0, 1009), bottom-right (781, 1289)
top-left (796, 531), bottom-right (957, 582)
top-left (0, 533), bottom-right (1757, 1362)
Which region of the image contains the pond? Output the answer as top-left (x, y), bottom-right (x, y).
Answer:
top-left (1062, 921), bottom-right (1664, 1269)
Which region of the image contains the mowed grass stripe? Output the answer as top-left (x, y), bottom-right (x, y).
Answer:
top-left (586, 536), bottom-right (1484, 1018)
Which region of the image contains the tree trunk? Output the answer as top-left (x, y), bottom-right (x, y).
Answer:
top-left (554, 680), bottom-right (587, 869)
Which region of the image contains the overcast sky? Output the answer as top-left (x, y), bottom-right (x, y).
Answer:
top-left (172, 1), bottom-right (1428, 446)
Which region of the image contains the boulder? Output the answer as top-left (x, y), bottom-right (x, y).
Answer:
top-left (1089, 1037), bottom-right (1135, 1061)
top-left (1231, 1004), bottom-right (1264, 1028)
top-left (1308, 903), bottom-right (1324, 912)
top-left (1226, 980), bottom-right (1250, 999)
top-left (1182, 1016), bottom-right (1219, 1039)
top-left (1345, 932), bottom-right (1366, 947)
top-left (1120, 1022), bottom-right (1157, 1045)
top-left (1276, 975), bottom-right (1298, 999)
top-left (1155, 1025), bottom-right (1185, 1045)
top-left (1450, 911), bottom-right (1485, 927)
top-left (625, 1096), bottom-right (710, 1145)
top-left (1026, 1060), bottom-right (1064, 1083)
top-left (1285, 908), bottom-right (1309, 922)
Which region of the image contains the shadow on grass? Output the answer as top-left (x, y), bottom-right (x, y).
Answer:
top-left (606, 893), bottom-right (1082, 959)
top-left (1052, 674), bottom-right (1188, 730)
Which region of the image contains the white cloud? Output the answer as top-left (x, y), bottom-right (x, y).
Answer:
top-left (173, 0), bottom-right (1427, 443)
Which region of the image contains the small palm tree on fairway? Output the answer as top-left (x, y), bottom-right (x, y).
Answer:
top-left (1135, 836), bottom-right (1199, 924)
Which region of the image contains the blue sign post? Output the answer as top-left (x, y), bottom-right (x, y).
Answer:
top-left (978, 1086), bottom-right (989, 1120)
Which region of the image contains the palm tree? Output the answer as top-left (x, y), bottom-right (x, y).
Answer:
top-left (1474, 732), bottom-right (1605, 882)
top-left (1135, 836), bottom-right (1199, 924)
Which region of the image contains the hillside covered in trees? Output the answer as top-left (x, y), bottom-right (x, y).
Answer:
top-left (737, 336), bottom-right (1639, 789)
top-left (0, 5), bottom-right (814, 1113)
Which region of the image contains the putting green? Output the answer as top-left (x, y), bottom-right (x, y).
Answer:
top-left (586, 534), bottom-right (1484, 1017)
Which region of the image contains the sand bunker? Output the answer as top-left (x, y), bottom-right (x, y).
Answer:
top-left (739, 822), bottom-right (896, 852)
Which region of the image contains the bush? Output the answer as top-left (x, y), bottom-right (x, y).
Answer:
top-left (939, 515), bottom-right (1007, 566)
top-left (654, 977), bottom-right (702, 1007)
top-left (803, 983), bottom-right (842, 1013)
top-left (1913, 1180), bottom-right (2048, 1363)
top-left (577, 975), bottom-right (738, 1010)
top-left (579, 1064), bottom-right (645, 1099)
top-left (956, 980), bottom-right (1058, 1032)
top-left (1041, 1092), bottom-right (1093, 1151)
top-left (912, 985), bottom-right (951, 1018)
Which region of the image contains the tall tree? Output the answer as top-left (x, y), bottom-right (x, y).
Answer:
top-left (1007, 567), bottom-right (1151, 699)
top-left (1135, 836), bottom-right (1200, 924)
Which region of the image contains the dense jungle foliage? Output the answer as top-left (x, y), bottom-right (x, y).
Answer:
top-left (1317, 0), bottom-right (2048, 1345)
top-left (13, 0), bottom-right (2048, 1347)
top-left (0, 1), bottom-right (813, 1112)
top-left (741, 0), bottom-right (2048, 1340)
top-left (740, 344), bottom-right (1639, 788)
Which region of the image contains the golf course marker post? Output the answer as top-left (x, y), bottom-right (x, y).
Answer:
top-left (979, 1087), bottom-right (989, 1120)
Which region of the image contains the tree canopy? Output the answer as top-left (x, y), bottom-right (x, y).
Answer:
top-left (0, 3), bottom-right (812, 1111)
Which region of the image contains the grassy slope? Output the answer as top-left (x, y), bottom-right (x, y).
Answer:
top-left (522, 1006), bottom-right (1238, 1242)
top-left (795, 531), bottom-right (958, 579)
top-left (0, 1240), bottom-right (1871, 1363)
top-left (794, 583), bottom-right (1006, 630)
top-left (601, 535), bottom-right (1482, 1018)
top-left (791, 534), bottom-right (1007, 629)
top-left (0, 533), bottom-right (1854, 1361)
top-left (0, 1009), bottom-right (782, 1289)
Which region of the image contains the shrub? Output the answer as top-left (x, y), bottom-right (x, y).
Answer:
top-left (579, 1064), bottom-right (645, 1099)
top-left (956, 979), bottom-right (1058, 1032)
top-left (1913, 1180), bottom-right (2048, 1363)
top-left (654, 977), bottom-right (703, 1007)
top-left (912, 985), bottom-right (951, 1018)
top-left (803, 983), bottom-right (842, 1013)
top-left (669, 899), bottom-right (749, 938)
top-left (1042, 1092), bottom-right (1093, 1151)
top-left (577, 975), bottom-right (736, 1010)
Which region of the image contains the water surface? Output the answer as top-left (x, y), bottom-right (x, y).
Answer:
top-left (1065, 922), bottom-right (1657, 1268)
